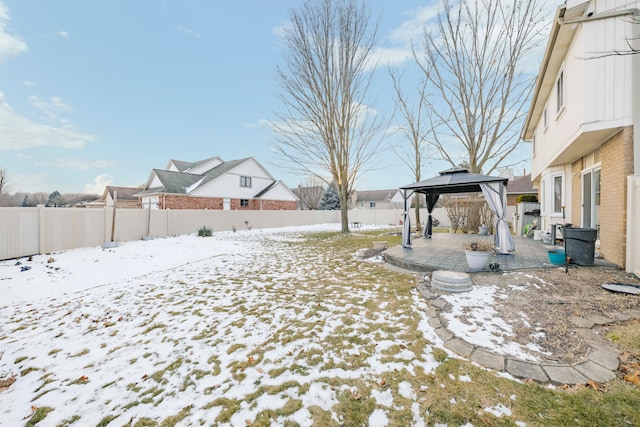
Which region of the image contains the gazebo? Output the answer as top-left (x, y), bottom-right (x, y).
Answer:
top-left (399, 168), bottom-right (516, 254)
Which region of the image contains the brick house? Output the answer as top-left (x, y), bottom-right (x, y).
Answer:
top-left (97, 186), bottom-right (141, 208)
top-left (521, 0), bottom-right (639, 271)
top-left (505, 174), bottom-right (536, 206)
top-left (136, 156), bottom-right (297, 210)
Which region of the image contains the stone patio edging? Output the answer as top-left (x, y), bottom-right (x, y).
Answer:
top-left (415, 281), bottom-right (640, 385)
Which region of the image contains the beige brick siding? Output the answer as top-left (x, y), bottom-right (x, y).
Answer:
top-left (599, 127), bottom-right (633, 268)
top-left (571, 159), bottom-right (582, 226)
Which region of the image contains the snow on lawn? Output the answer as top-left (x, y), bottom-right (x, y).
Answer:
top-left (0, 224), bottom-right (544, 426)
top-left (438, 282), bottom-right (550, 362)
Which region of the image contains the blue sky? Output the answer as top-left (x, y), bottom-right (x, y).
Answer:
top-left (0, 1), bottom-right (553, 195)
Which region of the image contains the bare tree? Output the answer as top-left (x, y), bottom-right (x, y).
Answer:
top-left (415, 0), bottom-right (546, 174)
top-left (0, 168), bottom-right (12, 205)
top-left (389, 69), bottom-right (432, 232)
top-left (296, 177), bottom-right (325, 210)
top-left (272, 0), bottom-right (385, 232)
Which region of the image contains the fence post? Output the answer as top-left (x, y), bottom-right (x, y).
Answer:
top-left (38, 204), bottom-right (46, 255)
top-left (167, 208), bottom-right (171, 236)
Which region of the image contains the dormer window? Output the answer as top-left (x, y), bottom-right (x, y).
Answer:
top-left (240, 176), bottom-right (252, 187)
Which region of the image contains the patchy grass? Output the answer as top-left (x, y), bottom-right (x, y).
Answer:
top-left (24, 406), bottom-right (54, 426)
top-left (3, 228), bottom-right (639, 426)
top-left (607, 320), bottom-right (640, 353)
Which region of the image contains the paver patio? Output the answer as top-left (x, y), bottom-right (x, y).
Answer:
top-left (384, 232), bottom-right (615, 273)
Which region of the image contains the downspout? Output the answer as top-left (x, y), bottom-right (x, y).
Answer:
top-left (631, 8), bottom-right (640, 273)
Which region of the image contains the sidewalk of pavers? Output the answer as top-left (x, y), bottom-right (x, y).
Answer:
top-left (415, 280), bottom-right (640, 385)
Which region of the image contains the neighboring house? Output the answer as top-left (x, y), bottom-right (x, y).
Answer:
top-left (506, 174), bottom-right (536, 206)
top-left (136, 156), bottom-right (297, 210)
top-left (522, 0), bottom-right (639, 271)
top-left (103, 186), bottom-right (141, 208)
top-left (352, 189), bottom-right (407, 209)
top-left (87, 186), bottom-right (141, 208)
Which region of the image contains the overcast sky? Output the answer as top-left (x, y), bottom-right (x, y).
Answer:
top-left (0, 0), bottom-right (554, 195)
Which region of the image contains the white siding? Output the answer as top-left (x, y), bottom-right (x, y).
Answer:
top-left (192, 158), bottom-right (275, 199)
top-left (230, 158), bottom-right (273, 179)
top-left (583, 6), bottom-right (635, 125)
top-left (531, 1), bottom-right (637, 179)
top-left (261, 182), bottom-right (298, 201)
top-left (149, 172), bottom-right (162, 189)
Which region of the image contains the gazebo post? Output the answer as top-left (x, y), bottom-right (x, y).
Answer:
top-left (401, 189), bottom-right (412, 248)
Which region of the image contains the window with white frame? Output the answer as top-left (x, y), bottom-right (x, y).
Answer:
top-left (552, 175), bottom-right (563, 214)
top-left (532, 134), bottom-right (536, 157)
top-left (240, 199), bottom-right (249, 207)
top-left (556, 70), bottom-right (564, 115)
top-left (370, 202), bottom-right (376, 208)
top-left (240, 176), bottom-right (252, 187)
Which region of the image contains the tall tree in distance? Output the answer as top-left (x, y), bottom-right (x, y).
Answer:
top-left (296, 177), bottom-right (325, 210)
top-left (0, 168), bottom-right (11, 205)
top-left (272, 0), bottom-right (384, 232)
top-left (389, 70), bottom-right (432, 232)
top-left (415, 0), bottom-right (546, 174)
top-left (319, 184), bottom-right (341, 210)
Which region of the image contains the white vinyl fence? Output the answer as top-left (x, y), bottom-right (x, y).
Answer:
top-left (0, 205), bottom-right (514, 261)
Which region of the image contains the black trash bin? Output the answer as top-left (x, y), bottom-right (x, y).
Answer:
top-left (564, 227), bottom-right (597, 266)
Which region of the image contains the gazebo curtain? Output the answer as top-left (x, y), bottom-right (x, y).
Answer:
top-left (423, 194), bottom-right (440, 238)
top-left (401, 211), bottom-right (411, 248)
top-left (480, 182), bottom-right (515, 253)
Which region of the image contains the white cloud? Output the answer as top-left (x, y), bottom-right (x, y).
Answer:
top-left (33, 158), bottom-right (118, 170)
top-left (174, 26), bottom-right (200, 38)
top-left (366, 5), bottom-right (442, 70)
top-left (0, 92), bottom-right (97, 150)
top-left (272, 21), bottom-right (292, 40)
top-left (387, 5), bottom-right (440, 46)
top-left (22, 80), bottom-right (36, 86)
top-left (85, 173), bottom-right (112, 194)
top-left (0, 0), bottom-right (28, 63)
top-left (29, 95), bottom-right (74, 122)
top-left (55, 30), bottom-right (69, 38)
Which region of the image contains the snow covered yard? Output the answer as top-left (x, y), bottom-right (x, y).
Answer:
top-left (0, 225), bottom-right (565, 426)
top-left (0, 225), bottom-right (438, 426)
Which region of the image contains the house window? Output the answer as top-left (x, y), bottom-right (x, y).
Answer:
top-left (552, 175), bottom-right (563, 214)
top-left (370, 202), bottom-right (376, 208)
top-left (240, 176), bottom-right (252, 187)
top-left (532, 134), bottom-right (536, 157)
top-left (240, 199), bottom-right (249, 207)
top-left (556, 70), bottom-right (564, 115)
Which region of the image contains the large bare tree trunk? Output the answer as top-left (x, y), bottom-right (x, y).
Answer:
top-left (272, 0), bottom-right (385, 232)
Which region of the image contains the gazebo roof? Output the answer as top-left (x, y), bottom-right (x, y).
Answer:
top-left (400, 168), bottom-right (508, 195)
